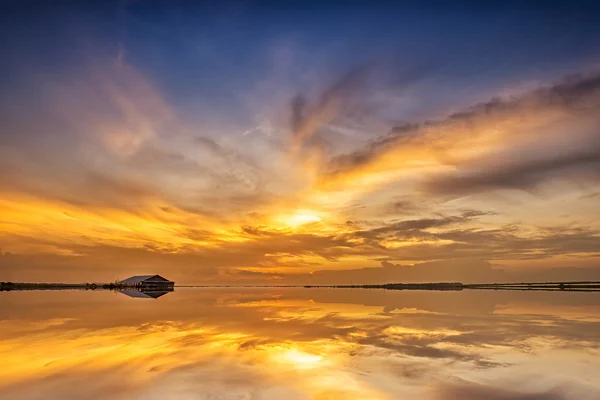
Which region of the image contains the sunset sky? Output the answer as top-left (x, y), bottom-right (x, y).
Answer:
top-left (1, 0), bottom-right (600, 284)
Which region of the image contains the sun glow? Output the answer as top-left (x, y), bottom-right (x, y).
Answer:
top-left (278, 348), bottom-right (323, 369)
top-left (277, 210), bottom-right (322, 227)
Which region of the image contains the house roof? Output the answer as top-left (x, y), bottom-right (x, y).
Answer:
top-left (118, 275), bottom-right (172, 284)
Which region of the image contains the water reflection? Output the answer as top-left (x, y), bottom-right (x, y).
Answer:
top-left (118, 288), bottom-right (174, 299)
top-left (0, 288), bottom-right (599, 399)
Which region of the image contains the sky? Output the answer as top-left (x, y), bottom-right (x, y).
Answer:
top-left (1, 0), bottom-right (600, 283)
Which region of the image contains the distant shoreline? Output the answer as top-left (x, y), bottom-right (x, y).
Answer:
top-left (0, 282), bottom-right (136, 291)
top-left (181, 281), bottom-right (600, 292)
top-left (2, 281), bottom-right (600, 292)
top-left (301, 281), bottom-right (600, 292)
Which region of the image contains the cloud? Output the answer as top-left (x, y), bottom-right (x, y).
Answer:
top-left (3, 212), bottom-right (600, 284)
top-left (434, 381), bottom-right (566, 400)
top-left (288, 60), bottom-right (435, 156)
top-left (424, 151), bottom-right (600, 195)
top-left (290, 65), bottom-right (373, 147)
top-left (321, 72), bottom-right (600, 197)
top-left (353, 210), bottom-right (493, 238)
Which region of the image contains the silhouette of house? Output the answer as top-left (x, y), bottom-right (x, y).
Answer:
top-left (118, 275), bottom-right (174, 289)
top-left (118, 289), bottom-right (172, 299)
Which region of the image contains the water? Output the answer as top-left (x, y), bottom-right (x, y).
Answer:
top-left (1, 288), bottom-right (599, 399)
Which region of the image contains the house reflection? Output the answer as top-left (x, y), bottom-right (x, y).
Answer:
top-left (118, 288), bottom-right (174, 299)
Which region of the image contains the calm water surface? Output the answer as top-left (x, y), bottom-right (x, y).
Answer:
top-left (1, 288), bottom-right (599, 399)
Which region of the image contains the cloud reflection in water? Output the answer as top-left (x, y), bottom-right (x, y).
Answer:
top-left (0, 288), bottom-right (599, 399)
